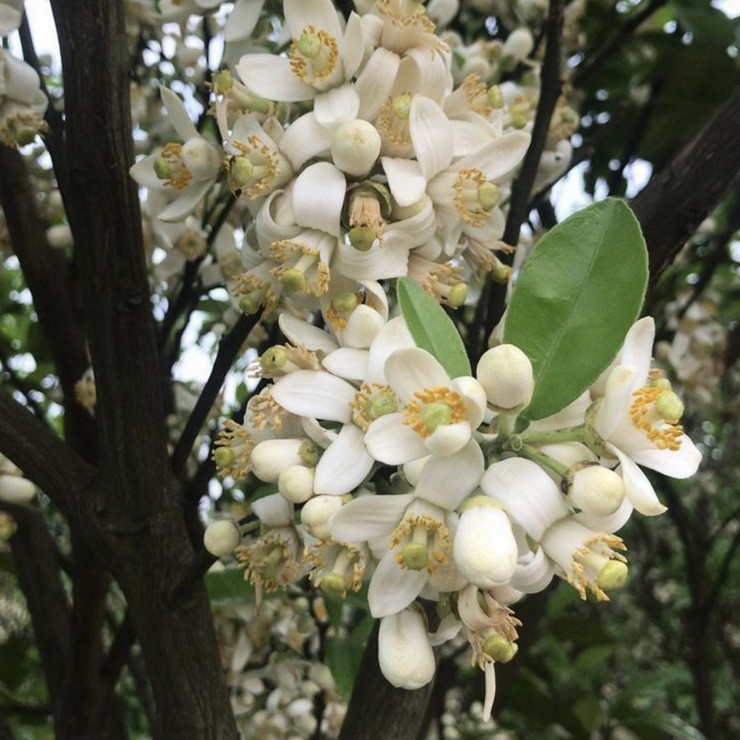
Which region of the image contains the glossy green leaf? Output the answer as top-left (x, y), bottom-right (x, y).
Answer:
top-left (504, 198), bottom-right (647, 420)
top-left (205, 567), bottom-right (253, 606)
top-left (397, 277), bottom-right (471, 378)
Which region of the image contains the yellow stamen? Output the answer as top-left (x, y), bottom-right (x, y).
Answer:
top-left (289, 25), bottom-right (339, 83)
top-left (403, 386), bottom-right (466, 437)
top-left (629, 385), bottom-right (684, 451)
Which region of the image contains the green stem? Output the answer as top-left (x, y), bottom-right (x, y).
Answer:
top-left (517, 443), bottom-right (569, 479)
top-left (497, 412), bottom-right (518, 443)
top-left (516, 425), bottom-right (588, 447)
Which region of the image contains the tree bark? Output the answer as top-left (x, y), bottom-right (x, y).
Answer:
top-left (632, 85), bottom-right (740, 287)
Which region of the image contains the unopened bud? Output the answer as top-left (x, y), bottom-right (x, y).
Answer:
top-left (0, 474), bottom-right (36, 504)
top-left (476, 344), bottom-right (534, 411)
top-left (568, 464), bottom-right (624, 516)
top-left (378, 609), bottom-right (435, 689)
top-left (278, 464), bottom-right (315, 504)
top-left (301, 495), bottom-right (344, 539)
top-left (331, 119), bottom-right (381, 177)
top-left (203, 519), bottom-right (242, 557)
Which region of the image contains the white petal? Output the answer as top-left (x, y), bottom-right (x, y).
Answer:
top-left (279, 112), bottom-right (333, 171)
top-left (450, 113), bottom-right (497, 156)
top-left (313, 83), bottom-right (360, 126)
top-left (481, 457), bottom-right (569, 541)
top-left (158, 180), bottom-right (213, 222)
top-left (342, 13), bottom-right (366, 78)
top-left (457, 131), bottom-right (531, 181)
top-left (285, 0), bottom-right (342, 40)
top-left (0, 475), bottom-right (36, 503)
top-left (510, 547), bottom-right (554, 593)
top-left (271, 370), bottom-right (356, 422)
top-left (292, 162), bottom-right (346, 235)
top-left (378, 608), bottom-right (436, 689)
top-left (424, 422), bottom-right (471, 456)
top-left (225, 0), bottom-right (266, 42)
top-left (415, 440), bottom-right (484, 509)
top-left (342, 305), bottom-right (385, 348)
top-left (368, 550), bottom-right (428, 617)
top-left (330, 493), bottom-right (414, 542)
top-left (381, 157), bottom-right (426, 208)
top-left (236, 54), bottom-right (316, 102)
top-left (278, 312), bottom-right (338, 353)
top-left (314, 425), bottom-right (374, 495)
top-left (252, 492), bottom-right (292, 527)
top-left (322, 348), bottom-right (369, 381)
top-left (630, 437), bottom-right (701, 478)
top-left (355, 48), bottom-right (401, 121)
top-left (595, 366), bottom-right (638, 440)
top-left (618, 317), bottom-right (655, 380)
top-left (410, 96), bottom-right (453, 181)
top-left (160, 86), bottom-right (198, 141)
top-left (130, 153), bottom-right (166, 189)
top-left (385, 348), bottom-right (451, 404)
top-left (365, 317), bottom-right (415, 385)
top-left (575, 495), bottom-right (634, 534)
top-left (609, 445), bottom-right (667, 516)
top-left (332, 239), bottom-right (409, 281)
top-left (364, 413), bottom-right (429, 464)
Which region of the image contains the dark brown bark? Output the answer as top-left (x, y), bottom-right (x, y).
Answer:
top-left (632, 85), bottom-right (740, 288)
top-left (338, 623), bottom-right (436, 740)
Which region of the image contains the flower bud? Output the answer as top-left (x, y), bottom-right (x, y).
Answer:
top-left (454, 497), bottom-right (518, 589)
top-left (331, 120), bottom-right (381, 177)
top-left (250, 439), bottom-right (305, 483)
top-left (278, 464), bottom-right (315, 504)
top-left (203, 519), bottom-right (242, 557)
top-left (301, 495), bottom-right (344, 539)
top-left (568, 464), bottom-right (624, 516)
top-left (378, 608), bottom-right (435, 690)
top-left (476, 344), bottom-right (534, 411)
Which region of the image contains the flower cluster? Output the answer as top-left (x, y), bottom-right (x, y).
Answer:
top-left (127, 0), bottom-right (702, 721)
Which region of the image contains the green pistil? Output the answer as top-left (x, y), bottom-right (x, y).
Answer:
top-left (260, 346), bottom-right (287, 373)
top-left (213, 447), bottom-right (234, 470)
top-left (446, 283), bottom-right (468, 308)
top-left (154, 157), bottom-right (173, 180)
top-left (367, 392), bottom-right (398, 420)
top-left (297, 32), bottom-right (322, 58)
top-left (348, 225), bottom-right (376, 251)
top-left (280, 268), bottom-right (306, 293)
top-left (299, 439), bottom-right (321, 466)
top-left (321, 572), bottom-right (348, 600)
top-left (655, 390), bottom-right (683, 423)
top-left (487, 86), bottom-right (504, 109)
top-left (239, 293), bottom-right (262, 315)
top-left (392, 94), bottom-right (413, 120)
top-left (477, 182), bottom-right (500, 211)
top-left (597, 561), bottom-right (629, 591)
top-left (333, 291), bottom-right (359, 313)
top-left (230, 156), bottom-right (254, 188)
top-left (483, 634), bottom-right (517, 663)
top-left (421, 402), bottom-right (452, 432)
top-left (402, 542), bottom-right (428, 571)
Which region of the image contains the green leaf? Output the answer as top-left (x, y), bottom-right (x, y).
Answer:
top-left (397, 277), bottom-right (471, 378)
top-left (205, 567), bottom-right (253, 607)
top-left (504, 198), bottom-right (648, 420)
top-left (325, 613), bottom-right (373, 700)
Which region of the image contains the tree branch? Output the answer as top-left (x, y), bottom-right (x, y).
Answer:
top-left (631, 85), bottom-right (740, 288)
top-left (0, 391), bottom-right (93, 515)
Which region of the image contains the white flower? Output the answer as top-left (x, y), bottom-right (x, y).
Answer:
top-left (592, 317), bottom-right (701, 515)
top-left (330, 441), bottom-right (483, 617)
top-left (236, 0), bottom-right (365, 103)
top-left (129, 87), bottom-right (221, 222)
top-left (364, 347), bottom-right (487, 463)
top-left (0, 473), bottom-right (36, 504)
top-left (378, 607), bottom-right (436, 689)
